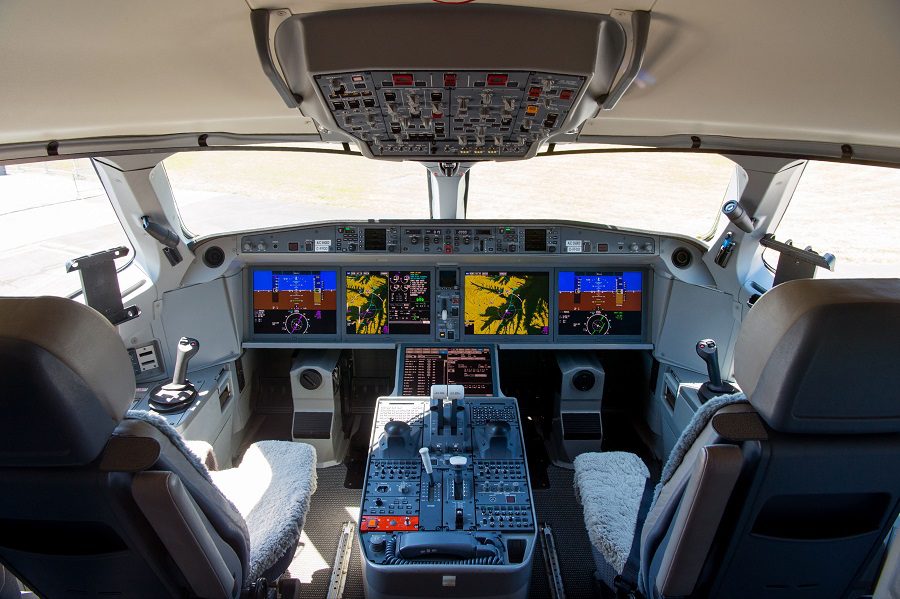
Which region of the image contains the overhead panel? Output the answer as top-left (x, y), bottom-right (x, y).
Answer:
top-left (264, 4), bottom-right (632, 160)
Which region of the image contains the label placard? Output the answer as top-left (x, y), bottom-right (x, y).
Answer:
top-left (565, 240), bottom-right (582, 253)
top-left (314, 240), bottom-right (332, 252)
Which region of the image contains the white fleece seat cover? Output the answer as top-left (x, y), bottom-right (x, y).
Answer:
top-left (210, 441), bottom-right (318, 582)
top-left (573, 451), bottom-right (649, 573)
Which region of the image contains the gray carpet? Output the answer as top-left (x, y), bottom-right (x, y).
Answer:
top-left (289, 465), bottom-right (596, 598)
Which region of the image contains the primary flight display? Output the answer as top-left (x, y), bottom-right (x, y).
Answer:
top-left (252, 270), bottom-right (338, 335)
top-left (463, 271), bottom-right (550, 335)
top-left (557, 271), bottom-right (643, 336)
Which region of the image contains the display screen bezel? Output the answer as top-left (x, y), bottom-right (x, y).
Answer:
top-left (344, 268), bottom-right (435, 337)
top-left (248, 267), bottom-right (341, 340)
top-left (396, 344), bottom-right (501, 397)
top-left (460, 268), bottom-right (554, 341)
top-left (555, 268), bottom-right (649, 342)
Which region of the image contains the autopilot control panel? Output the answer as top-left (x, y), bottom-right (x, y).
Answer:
top-left (359, 346), bottom-right (535, 597)
top-left (315, 71), bottom-right (585, 159)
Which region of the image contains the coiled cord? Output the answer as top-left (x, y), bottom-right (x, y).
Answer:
top-left (382, 536), bottom-right (503, 565)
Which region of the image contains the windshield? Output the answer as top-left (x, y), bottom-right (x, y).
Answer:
top-left (466, 147), bottom-right (736, 239)
top-left (163, 146), bottom-right (429, 238)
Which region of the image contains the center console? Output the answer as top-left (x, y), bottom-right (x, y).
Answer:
top-left (359, 346), bottom-right (535, 599)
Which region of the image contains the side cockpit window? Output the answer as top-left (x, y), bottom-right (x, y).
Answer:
top-left (0, 159), bottom-right (132, 296)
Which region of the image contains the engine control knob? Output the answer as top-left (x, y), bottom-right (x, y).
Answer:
top-left (493, 135), bottom-right (503, 146)
top-left (386, 102), bottom-right (397, 114)
top-left (367, 113), bottom-right (377, 125)
top-left (407, 93), bottom-right (420, 107)
top-left (458, 97), bottom-right (469, 111)
top-left (343, 115), bottom-right (353, 127)
top-left (400, 116), bottom-right (410, 129)
top-left (423, 116), bottom-right (432, 128)
top-left (457, 135), bottom-right (467, 147)
top-left (503, 97), bottom-right (516, 111)
top-left (522, 119), bottom-right (533, 130)
top-left (480, 90), bottom-right (492, 104)
top-left (475, 135), bottom-right (485, 147)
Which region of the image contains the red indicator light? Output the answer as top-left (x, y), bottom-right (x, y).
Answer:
top-left (443, 73), bottom-right (458, 87)
top-left (287, 242), bottom-right (299, 252)
top-left (486, 73), bottom-right (508, 86)
top-left (392, 73), bottom-right (414, 86)
top-left (528, 86), bottom-right (541, 98)
top-left (559, 89), bottom-right (573, 100)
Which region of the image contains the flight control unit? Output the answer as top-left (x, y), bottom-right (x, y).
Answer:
top-left (358, 347), bottom-right (535, 599)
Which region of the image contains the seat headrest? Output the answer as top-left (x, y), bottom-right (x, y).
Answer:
top-left (0, 297), bottom-right (136, 466)
top-left (735, 278), bottom-right (900, 434)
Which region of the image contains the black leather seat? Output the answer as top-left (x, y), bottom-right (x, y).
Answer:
top-left (0, 297), bottom-right (316, 598)
top-left (575, 278), bottom-right (900, 598)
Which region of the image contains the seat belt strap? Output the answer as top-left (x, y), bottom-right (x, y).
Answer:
top-left (615, 476), bottom-right (655, 598)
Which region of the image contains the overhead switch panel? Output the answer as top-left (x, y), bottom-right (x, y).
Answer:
top-left (315, 71), bottom-right (585, 159)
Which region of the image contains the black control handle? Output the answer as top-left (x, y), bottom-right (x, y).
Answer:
top-left (696, 338), bottom-right (723, 387)
top-left (171, 337), bottom-right (200, 386)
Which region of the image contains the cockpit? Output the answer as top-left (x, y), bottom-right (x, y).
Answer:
top-left (1, 2), bottom-right (899, 598)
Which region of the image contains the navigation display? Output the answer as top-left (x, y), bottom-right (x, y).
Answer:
top-left (463, 271), bottom-right (550, 336)
top-left (558, 271), bottom-right (643, 337)
top-left (401, 347), bottom-right (494, 396)
top-left (346, 271), bottom-right (431, 335)
top-left (252, 270), bottom-right (338, 335)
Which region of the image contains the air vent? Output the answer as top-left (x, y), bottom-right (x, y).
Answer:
top-left (572, 370), bottom-right (596, 392)
top-left (293, 412), bottom-right (333, 439)
top-left (562, 412), bottom-right (602, 440)
top-left (299, 369), bottom-right (324, 390)
top-left (672, 247), bottom-right (692, 269)
top-left (202, 245), bottom-right (225, 268)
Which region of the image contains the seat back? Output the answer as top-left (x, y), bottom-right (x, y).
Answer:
top-left (0, 297), bottom-right (249, 598)
top-left (640, 279), bottom-right (900, 599)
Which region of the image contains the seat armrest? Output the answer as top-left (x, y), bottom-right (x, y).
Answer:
top-left (132, 471), bottom-right (237, 599)
top-left (185, 440), bottom-right (219, 471)
top-left (656, 444), bottom-right (743, 597)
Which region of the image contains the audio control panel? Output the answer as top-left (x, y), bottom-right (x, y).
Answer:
top-left (359, 393), bottom-right (535, 570)
top-left (315, 70), bottom-right (585, 159)
top-left (240, 222), bottom-right (656, 256)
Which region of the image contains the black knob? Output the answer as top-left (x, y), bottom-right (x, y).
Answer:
top-left (384, 420), bottom-right (411, 437)
top-left (485, 421), bottom-right (510, 438)
top-left (572, 370), bottom-right (596, 392)
top-left (299, 369), bottom-right (323, 390)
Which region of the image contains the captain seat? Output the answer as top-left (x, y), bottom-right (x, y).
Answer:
top-left (0, 297), bottom-right (317, 598)
top-left (574, 278), bottom-right (900, 598)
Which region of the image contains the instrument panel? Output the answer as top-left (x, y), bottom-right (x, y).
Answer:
top-left (249, 266), bottom-right (648, 344)
top-left (242, 222), bottom-right (656, 346)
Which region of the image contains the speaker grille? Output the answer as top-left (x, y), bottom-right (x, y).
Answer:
top-left (672, 247), bottom-right (692, 269)
top-left (202, 245), bottom-right (225, 268)
top-left (293, 412), bottom-right (333, 439)
top-left (562, 412), bottom-right (602, 440)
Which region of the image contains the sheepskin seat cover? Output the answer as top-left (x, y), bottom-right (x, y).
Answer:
top-left (211, 441), bottom-right (317, 582)
top-left (573, 451), bottom-right (649, 573)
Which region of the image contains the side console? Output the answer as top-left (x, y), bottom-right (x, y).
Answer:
top-left (359, 392), bottom-right (535, 599)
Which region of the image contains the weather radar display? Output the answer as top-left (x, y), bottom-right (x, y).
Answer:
top-left (464, 271), bottom-right (550, 335)
top-left (252, 270), bottom-right (338, 335)
top-left (346, 271), bottom-right (431, 335)
top-left (557, 271), bottom-right (643, 337)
